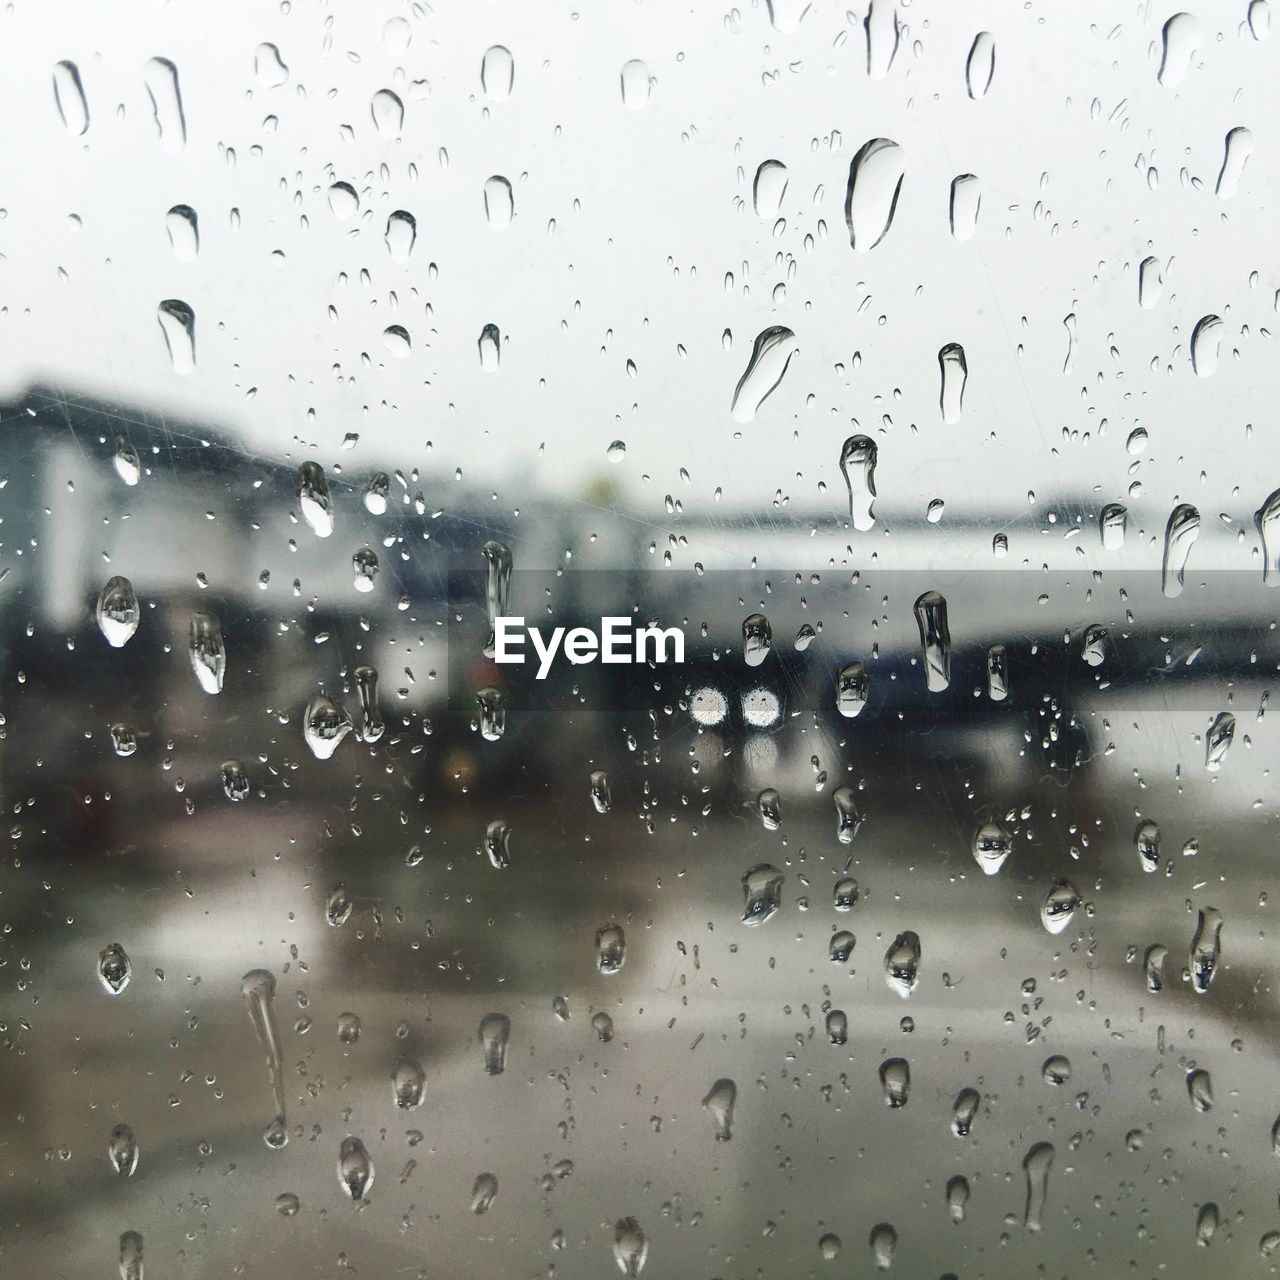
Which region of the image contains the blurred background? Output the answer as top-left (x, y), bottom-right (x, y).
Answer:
top-left (1, 1), bottom-right (1279, 1277)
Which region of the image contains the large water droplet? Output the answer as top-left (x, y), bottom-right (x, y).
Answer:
top-left (753, 160), bottom-right (788, 218)
top-left (475, 686), bottom-right (507, 742)
top-left (1187, 1067), bottom-right (1213, 1112)
top-left (96, 576), bottom-right (139, 648)
top-left (483, 175), bottom-right (514, 228)
top-left (471, 1171), bottom-right (498, 1213)
top-left (98, 942), bottom-right (131, 994)
top-left (884, 931), bottom-right (921, 997)
top-left (596, 924), bottom-right (627, 974)
top-left (483, 818), bottom-right (512, 870)
top-left (1138, 256), bottom-right (1162, 308)
top-left (157, 299), bottom-right (195, 374)
top-left (741, 864), bottom-right (784, 926)
top-left (1197, 1202), bottom-right (1219, 1247)
top-left (241, 969), bottom-right (288, 1144)
top-left (221, 759), bottom-right (249, 802)
top-left (479, 1012), bottom-right (511, 1075)
top-left (987, 644), bottom-right (1009, 701)
top-left (52, 61), bottom-right (89, 136)
top-left (296, 461), bottom-right (334, 537)
top-left (702, 1078), bottom-right (736, 1140)
top-left (1157, 13), bottom-right (1199, 87)
top-left (844, 137), bottom-right (904, 252)
top-left (354, 665), bottom-right (384, 743)
top-left (947, 1175), bottom-right (970, 1223)
top-left (370, 88), bottom-right (404, 138)
top-left (254, 43), bottom-right (289, 87)
top-left (478, 323), bottom-right (502, 371)
top-left (1022, 1142), bottom-right (1054, 1230)
top-left (833, 877), bottom-right (860, 911)
top-left (864, 0), bottom-right (900, 77)
top-left (188, 611), bottom-right (225, 695)
top-left (938, 343), bottom-right (967, 423)
top-left (1135, 819), bottom-right (1161, 872)
top-left (385, 211), bottom-right (416, 263)
top-left (303, 693), bottom-right (353, 760)
top-left (826, 1009), bottom-right (848, 1044)
top-left (879, 1057), bottom-right (910, 1108)
top-left (481, 45), bottom-right (514, 101)
top-left (834, 660), bottom-right (869, 717)
top-left (731, 326), bottom-right (797, 422)
top-left (119, 1232), bottom-right (144, 1280)
top-left (839, 434), bottom-right (877, 531)
top-left (113, 435), bottom-right (141, 487)
top-left (1040, 879), bottom-right (1080, 935)
top-left (869, 1222), bottom-right (897, 1270)
top-left (965, 32), bottom-right (995, 99)
top-left (1216, 126), bottom-right (1253, 199)
top-left (328, 181), bottom-right (359, 220)
top-left (829, 930), bottom-right (856, 963)
top-left (1161, 503), bottom-right (1199, 598)
top-left (913, 591), bottom-right (950, 692)
top-left (337, 1136), bottom-right (373, 1201)
top-left (144, 57), bottom-right (186, 151)
top-left (481, 539), bottom-right (513, 657)
top-left (590, 770), bottom-right (612, 814)
top-left (1042, 1054), bottom-right (1071, 1085)
top-left (951, 1087), bottom-right (980, 1136)
top-left (364, 471), bottom-right (390, 514)
top-left (613, 1217), bottom-right (648, 1276)
top-left (1254, 487), bottom-right (1280, 585)
top-left (165, 205), bottom-right (198, 261)
top-left (949, 174), bottom-right (981, 240)
top-left (756, 787), bottom-right (782, 831)
top-left (352, 547), bottom-right (379, 592)
top-left (833, 789), bottom-right (862, 844)
top-left (1189, 906), bottom-right (1223, 993)
top-left (973, 821), bottom-right (1011, 875)
top-left (620, 59), bottom-right (651, 110)
top-left (392, 1056), bottom-right (425, 1110)
top-left (1100, 501), bottom-right (1127, 549)
top-left (1190, 315), bottom-right (1222, 377)
top-left (1144, 943), bottom-right (1168, 992)
top-left (109, 1123), bottom-right (139, 1177)
top-left (1250, 0), bottom-right (1271, 39)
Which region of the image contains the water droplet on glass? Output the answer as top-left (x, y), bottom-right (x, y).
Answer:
top-left (98, 942), bottom-right (131, 994)
top-left (1190, 315), bottom-right (1222, 377)
top-left (164, 204), bottom-right (198, 261)
top-left (1189, 906), bottom-right (1223, 993)
top-left (475, 686), bottom-right (507, 742)
top-left (590, 770), bottom-right (612, 814)
top-left (276, 1192), bottom-right (300, 1217)
top-left (1144, 943), bottom-right (1168, 992)
top-left (839, 434), bottom-right (877, 531)
top-left (1250, 0), bottom-right (1271, 39)
top-left (1138, 256), bottom-right (1162, 308)
top-left (241, 969), bottom-right (287, 1144)
top-left (296, 461), bottom-right (334, 537)
top-left (304, 693), bottom-right (353, 761)
top-left (1135, 819), bottom-right (1161, 873)
top-left (829, 930), bottom-right (856, 963)
top-left (741, 864), bottom-right (784, 926)
top-left (481, 45), bottom-right (514, 101)
top-left (392, 1057), bottom-right (425, 1110)
top-left (965, 31), bottom-right (995, 99)
top-left (947, 1175), bottom-right (970, 1223)
top-left (478, 323), bottom-right (501, 371)
top-left (119, 1232), bottom-right (144, 1280)
top-left (1081, 623), bottom-right (1107, 667)
top-left (188, 611), bottom-right (225, 695)
top-left (1023, 1142), bottom-right (1054, 1230)
top-left (385, 211), bottom-right (416, 264)
top-left (833, 790), bottom-right (862, 845)
top-left (1187, 1067), bottom-right (1213, 1112)
top-left (607, 439), bottom-right (627, 462)
top-left (987, 644), bottom-right (1009, 701)
top-left (483, 819), bottom-right (512, 870)
top-left (481, 539), bottom-right (513, 657)
top-left (113, 435), bottom-right (140, 487)
top-left (1217, 125), bottom-right (1254, 199)
top-left (1042, 1054), bottom-right (1071, 1085)
top-left (382, 324), bottom-right (411, 358)
top-left (110, 724), bottom-right (137, 757)
top-left (144, 57), bottom-right (186, 151)
top-left (879, 1057), bottom-right (910, 1108)
top-left (613, 1217), bottom-right (648, 1276)
top-left (53, 60), bottom-right (89, 136)
top-left (702, 1078), bottom-right (736, 1140)
top-left (370, 88), bottom-right (404, 138)
top-left (326, 884), bottom-right (352, 927)
top-left (819, 1231), bottom-right (843, 1260)
top-left (756, 787), bottom-right (782, 831)
top-left (833, 876), bottom-right (860, 911)
top-left (96, 576), bottom-right (139, 648)
top-left (913, 591), bottom-right (950, 692)
top-left (157, 299), bottom-right (195, 374)
top-left (364, 471), bottom-right (390, 514)
top-left (742, 613), bottom-right (773, 667)
top-left (1254, 487), bottom-right (1280, 584)
top-left (884, 931), bottom-right (920, 998)
top-left (870, 1222), bottom-right (897, 1270)
top-left (337, 1012), bottom-right (361, 1044)
top-left (354, 665), bottom-right (384, 743)
top-left (951, 1087), bottom-right (980, 1136)
top-left (254, 43), bottom-right (289, 88)
top-left (1100, 502), bottom-right (1127, 549)
top-left (1161, 503), bottom-right (1199, 597)
top-left (592, 1010), bottom-right (615, 1041)
top-left (328, 181), bottom-right (359, 219)
top-left (944, 175), bottom-right (983, 248)
top-left (826, 1009), bottom-right (848, 1045)
top-left (109, 1123), bottom-right (138, 1176)
top-left (596, 924), bottom-right (627, 974)
top-left (835, 660), bottom-right (869, 717)
top-left (620, 59), bottom-right (651, 110)
top-left (938, 343), bottom-right (967, 423)
top-left (1157, 13), bottom-right (1199, 86)
top-left (973, 821), bottom-right (1011, 875)
top-left (753, 160), bottom-right (788, 218)
top-left (479, 1012), bottom-right (511, 1075)
top-left (483, 175), bottom-right (514, 229)
top-left (470, 1171), bottom-right (498, 1213)
top-left (864, 0), bottom-right (900, 77)
top-left (731, 327), bottom-right (797, 422)
top-left (845, 137), bottom-right (904, 252)
top-left (352, 547), bottom-right (379, 593)
top-left (337, 1136), bottom-right (373, 1201)
top-left (1040, 879), bottom-right (1080, 935)
top-left (221, 759), bottom-right (249, 802)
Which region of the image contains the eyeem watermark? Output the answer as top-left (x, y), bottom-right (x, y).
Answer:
top-left (493, 616), bottom-right (685, 679)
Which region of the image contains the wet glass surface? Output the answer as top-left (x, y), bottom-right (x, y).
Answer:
top-left (3, 2), bottom-right (1280, 1276)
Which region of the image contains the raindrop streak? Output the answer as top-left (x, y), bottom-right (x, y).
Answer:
top-left (951, 1087), bottom-right (980, 1136)
top-left (1023, 1142), bottom-right (1054, 1231)
top-left (1144, 944), bottom-right (1168, 992)
top-left (1216, 126), bottom-right (1254, 198)
top-left (839, 434), bottom-right (877, 530)
top-left (1161, 503), bottom-right (1200, 598)
top-left (1138, 256), bottom-right (1162, 308)
top-left (480, 1013), bottom-right (511, 1075)
top-left (221, 760), bottom-right (249, 801)
top-left (1135, 819), bottom-right (1161, 872)
top-left (743, 612), bottom-right (773, 666)
top-left (620, 59), bottom-right (650, 110)
top-left (973, 821), bottom-right (1011, 875)
top-left (864, 0), bottom-right (900, 77)
top-left (1254, 487), bottom-right (1280, 586)
top-left (613, 1217), bottom-right (648, 1276)
top-left (913, 591), bottom-right (950, 692)
top-left (965, 31), bottom-right (995, 99)
top-left (481, 539), bottom-right (513, 657)
top-left (1190, 315), bottom-right (1222, 377)
top-left (987, 644), bottom-right (1009, 701)
top-left (188, 612), bottom-right (225, 695)
top-left (370, 88), bottom-right (404, 138)
top-left (119, 1232), bottom-right (143, 1280)
top-left (98, 942), bottom-right (131, 994)
top-left (1100, 502), bottom-right (1127, 549)
top-left (949, 174), bottom-right (981, 240)
top-left (478, 323), bottom-right (501, 370)
top-left (833, 788), bottom-right (862, 844)
top-left (483, 175), bottom-right (514, 228)
top-left (385, 211), bottom-right (416, 263)
top-left (590, 770), bottom-right (612, 814)
top-left (109, 1124), bottom-right (139, 1177)
top-left (392, 1057), bottom-right (425, 1110)
top-left (753, 160), bottom-right (788, 218)
top-left (702, 1078), bottom-right (737, 1140)
top-left (880, 1058), bottom-right (910, 1108)
top-left (884, 931), bottom-right (921, 997)
top-left (1040, 880), bottom-right (1080, 935)
top-left (481, 45), bottom-right (514, 101)
top-left (337, 1136), bottom-right (373, 1201)
top-left (1187, 1067), bottom-right (1213, 1113)
top-left (1190, 907), bottom-right (1223, 993)
top-left (165, 205), bottom-right (198, 260)
top-left (96, 576), bottom-right (139, 648)
top-left (476, 687), bottom-right (506, 742)
top-left (741, 864), bottom-right (784, 926)
top-left (157, 299), bottom-right (195, 374)
top-left (730, 326), bottom-right (797, 422)
top-left (1204, 712), bottom-right (1235, 772)
top-left (303, 693), bottom-right (354, 760)
top-left (870, 1223), bottom-right (897, 1270)
top-left (144, 57), bottom-right (186, 150)
top-left (52, 60), bottom-right (89, 135)
top-left (296, 461), bottom-right (334, 537)
top-left (254, 42), bottom-right (289, 87)
top-left (844, 137), bottom-right (904, 252)
top-left (596, 924), bottom-right (627, 974)
top-left (241, 970), bottom-right (288, 1147)
top-left (483, 819), bottom-right (512, 870)
top-left (471, 1172), bottom-right (498, 1214)
top-left (938, 343), bottom-right (967, 423)
top-left (756, 787), bottom-right (782, 831)
top-left (835, 660), bottom-right (869, 717)
top-left (354, 665), bottom-right (384, 743)
top-left (592, 1011), bottom-right (615, 1042)
top-left (1157, 13), bottom-right (1200, 86)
